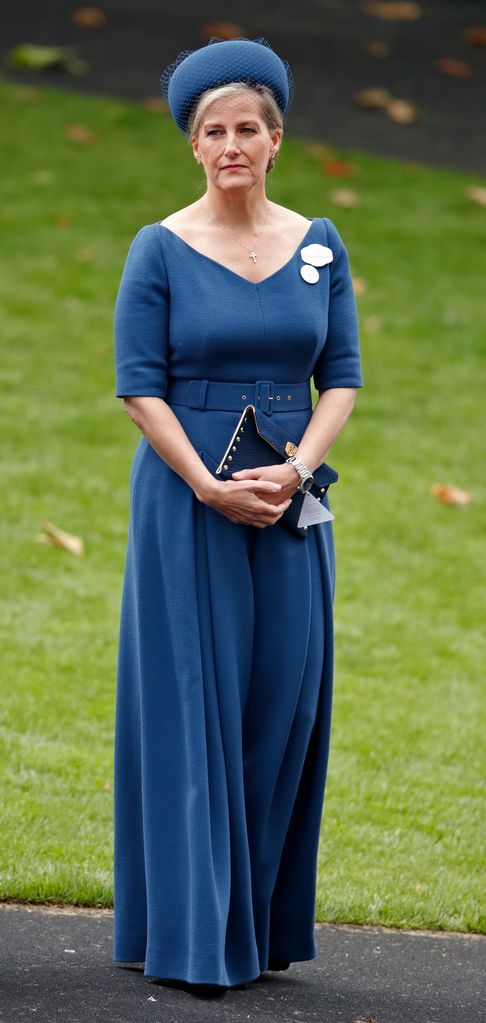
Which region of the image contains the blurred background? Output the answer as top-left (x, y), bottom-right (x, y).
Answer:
top-left (0, 1), bottom-right (485, 934)
top-left (2, 0), bottom-right (486, 171)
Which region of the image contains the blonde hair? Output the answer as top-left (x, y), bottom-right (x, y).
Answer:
top-left (187, 81), bottom-right (283, 173)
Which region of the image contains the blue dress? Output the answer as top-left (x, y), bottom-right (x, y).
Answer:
top-left (113, 215), bottom-right (363, 987)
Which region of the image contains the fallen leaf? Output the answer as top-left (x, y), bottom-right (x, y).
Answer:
top-left (361, 39), bottom-right (392, 58)
top-left (360, 0), bottom-right (422, 19)
top-left (465, 185), bottom-right (486, 206)
top-left (364, 314), bottom-right (383, 333)
top-left (36, 521), bottom-right (85, 556)
top-left (7, 44), bottom-right (88, 76)
top-left (323, 158), bottom-right (357, 177)
top-left (304, 143), bottom-right (335, 162)
top-left (385, 98), bottom-right (421, 123)
top-left (14, 85), bottom-right (41, 103)
top-left (71, 7), bottom-right (107, 28)
top-left (141, 96), bottom-right (169, 113)
top-left (55, 214), bottom-right (73, 228)
top-left (303, 142), bottom-right (336, 162)
top-left (330, 188), bottom-right (360, 207)
top-left (66, 122), bottom-right (99, 144)
top-left (103, 781), bottom-right (112, 791)
top-left (430, 483), bottom-right (473, 506)
top-left (355, 87), bottom-right (393, 109)
top-left (352, 277), bottom-right (367, 296)
top-left (434, 57), bottom-right (474, 79)
top-left (463, 25), bottom-right (486, 48)
top-left (199, 22), bottom-right (245, 41)
top-left (76, 246), bottom-right (94, 262)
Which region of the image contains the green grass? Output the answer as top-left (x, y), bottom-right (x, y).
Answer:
top-left (0, 79), bottom-right (485, 931)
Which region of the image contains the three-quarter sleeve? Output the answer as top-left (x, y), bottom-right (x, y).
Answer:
top-left (114, 224), bottom-right (170, 399)
top-left (312, 217), bottom-right (363, 391)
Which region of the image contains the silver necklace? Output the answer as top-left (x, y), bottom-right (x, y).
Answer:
top-left (202, 203), bottom-right (271, 263)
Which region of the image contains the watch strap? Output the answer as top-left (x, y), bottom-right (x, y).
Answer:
top-left (286, 454), bottom-right (314, 489)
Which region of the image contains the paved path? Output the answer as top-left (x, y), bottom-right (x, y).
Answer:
top-left (1, 904), bottom-right (485, 1022)
top-left (1, 0), bottom-right (485, 174)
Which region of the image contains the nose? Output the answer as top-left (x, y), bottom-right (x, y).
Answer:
top-left (223, 133), bottom-right (241, 157)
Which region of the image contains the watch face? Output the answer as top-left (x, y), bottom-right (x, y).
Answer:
top-left (300, 476), bottom-right (314, 493)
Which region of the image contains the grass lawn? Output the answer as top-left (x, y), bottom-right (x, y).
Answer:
top-left (0, 80), bottom-right (484, 932)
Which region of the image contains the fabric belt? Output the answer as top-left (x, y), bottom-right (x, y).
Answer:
top-left (164, 378), bottom-right (312, 414)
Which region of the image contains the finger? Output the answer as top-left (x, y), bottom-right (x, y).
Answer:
top-left (234, 479), bottom-right (282, 492)
top-left (232, 468), bottom-right (265, 478)
top-left (261, 499), bottom-right (293, 519)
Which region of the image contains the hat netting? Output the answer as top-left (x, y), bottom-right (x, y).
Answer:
top-left (159, 36), bottom-right (294, 135)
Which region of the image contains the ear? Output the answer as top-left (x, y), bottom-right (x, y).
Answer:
top-left (190, 135), bottom-right (201, 164)
top-left (270, 127), bottom-right (283, 157)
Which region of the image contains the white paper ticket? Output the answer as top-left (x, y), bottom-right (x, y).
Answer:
top-left (297, 492), bottom-right (335, 528)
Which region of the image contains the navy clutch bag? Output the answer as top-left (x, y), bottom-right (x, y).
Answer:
top-left (214, 404), bottom-right (338, 539)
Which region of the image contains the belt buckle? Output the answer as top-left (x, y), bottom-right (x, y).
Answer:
top-left (254, 380), bottom-right (274, 413)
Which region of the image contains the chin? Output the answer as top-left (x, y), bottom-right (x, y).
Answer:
top-left (217, 175), bottom-right (260, 190)
top-left (217, 182), bottom-right (253, 194)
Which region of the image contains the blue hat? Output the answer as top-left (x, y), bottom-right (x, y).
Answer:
top-left (160, 36), bottom-right (293, 135)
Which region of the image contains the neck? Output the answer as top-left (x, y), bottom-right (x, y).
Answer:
top-left (201, 185), bottom-right (272, 228)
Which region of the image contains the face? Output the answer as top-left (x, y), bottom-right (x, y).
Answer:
top-left (191, 92), bottom-right (282, 191)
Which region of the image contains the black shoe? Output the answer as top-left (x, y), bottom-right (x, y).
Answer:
top-left (182, 981), bottom-right (229, 998)
top-left (267, 957), bottom-right (291, 971)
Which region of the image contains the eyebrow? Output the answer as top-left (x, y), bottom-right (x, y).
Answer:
top-left (204, 119), bottom-right (259, 128)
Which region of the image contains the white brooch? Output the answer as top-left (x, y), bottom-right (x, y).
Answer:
top-left (300, 243), bottom-right (333, 284)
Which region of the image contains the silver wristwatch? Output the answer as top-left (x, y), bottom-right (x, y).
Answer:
top-left (286, 454), bottom-right (315, 493)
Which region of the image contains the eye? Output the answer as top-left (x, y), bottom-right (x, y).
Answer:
top-left (241, 127), bottom-right (256, 133)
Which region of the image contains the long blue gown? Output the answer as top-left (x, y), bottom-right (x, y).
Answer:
top-left (113, 215), bottom-right (363, 986)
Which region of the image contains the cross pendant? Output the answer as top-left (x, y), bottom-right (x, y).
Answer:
top-left (249, 251), bottom-right (257, 263)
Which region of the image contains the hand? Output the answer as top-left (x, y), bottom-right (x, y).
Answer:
top-left (231, 462), bottom-right (301, 506)
top-left (202, 462), bottom-right (299, 528)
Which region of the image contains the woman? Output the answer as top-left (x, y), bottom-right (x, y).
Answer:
top-left (113, 36), bottom-right (363, 994)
